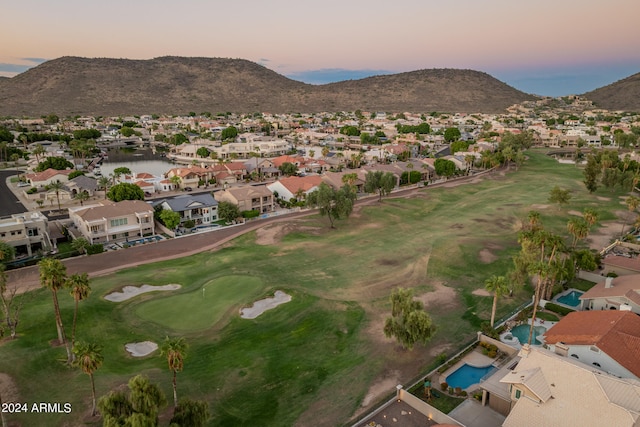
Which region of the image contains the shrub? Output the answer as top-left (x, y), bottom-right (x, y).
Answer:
top-left (454, 387), bottom-right (462, 396)
top-left (86, 244), bottom-right (104, 255)
top-left (26, 187), bottom-right (37, 194)
top-left (487, 350), bottom-right (497, 358)
top-left (183, 219), bottom-right (196, 229)
top-left (241, 210), bottom-right (260, 219)
top-left (461, 390), bottom-right (468, 397)
top-left (440, 382), bottom-right (448, 391)
top-left (545, 303), bottom-right (575, 316)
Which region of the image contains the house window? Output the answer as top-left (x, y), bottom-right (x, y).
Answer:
top-left (515, 389), bottom-right (521, 399)
top-left (593, 362), bottom-right (601, 367)
top-left (590, 346), bottom-right (600, 353)
top-left (571, 354), bottom-right (579, 359)
top-left (110, 218), bottom-right (128, 227)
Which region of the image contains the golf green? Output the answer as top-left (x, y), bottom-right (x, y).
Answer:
top-left (134, 275), bottom-right (266, 331)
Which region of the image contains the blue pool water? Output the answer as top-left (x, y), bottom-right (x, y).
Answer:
top-left (556, 290), bottom-right (583, 307)
top-left (511, 324), bottom-right (546, 346)
top-left (446, 364), bottom-right (496, 389)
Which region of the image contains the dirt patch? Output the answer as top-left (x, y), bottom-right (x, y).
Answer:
top-left (0, 373), bottom-right (19, 402)
top-left (568, 210), bottom-right (583, 217)
top-left (472, 288), bottom-right (491, 297)
top-left (531, 204), bottom-right (549, 209)
top-left (361, 372), bottom-right (400, 406)
top-left (597, 196), bottom-right (611, 201)
top-left (479, 249), bottom-right (497, 264)
top-left (415, 283), bottom-right (459, 311)
top-left (588, 221), bottom-right (623, 251)
top-left (104, 284), bottom-right (181, 302)
top-left (254, 222), bottom-right (321, 245)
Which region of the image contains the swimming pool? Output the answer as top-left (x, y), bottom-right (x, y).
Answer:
top-left (445, 364), bottom-right (496, 389)
top-left (555, 290), bottom-right (583, 307)
top-left (510, 324), bottom-right (546, 346)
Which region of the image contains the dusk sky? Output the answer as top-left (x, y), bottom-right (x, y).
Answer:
top-left (2, 0), bottom-right (639, 97)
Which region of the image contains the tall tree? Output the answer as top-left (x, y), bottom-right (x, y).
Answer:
top-left (548, 185), bottom-right (571, 210)
top-left (98, 375), bottom-right (166, 426)
top-left (161, 336), bottom-right (189, 408)
top-left (621, 195), bottom-right (640, 237)
top-left (0, 241), bottom-right (15, 263)
top-left (0, 264), bottom-right (25, 339)
top-left (47, 180), bottom-right (65, 211)
top-left (72, 341), bottom-right (103, 416)
top-left (74, 190), bottom-right (90, 206)
top-left (170, 398), bottom-right (210, 427)
top-left (305, 183), bottom-right (356, 228)
top-left (107, 183), bottom-right (145, 202)
top-left (38, 258), bottom-right (71, 362)
top-left (383, 287), bottom-right (435, 350)
top-left (67, 273), bottom-right (91, 351)
top-left (364, 171), bottom-right (396, 201)
top-left (484, 275), bottom-right (509, 327)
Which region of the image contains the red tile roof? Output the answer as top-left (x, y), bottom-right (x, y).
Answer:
top-left (544, 311), bottom-right (640, 377)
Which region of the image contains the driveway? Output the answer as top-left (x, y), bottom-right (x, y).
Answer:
top-left (0, 169), bottom-right (27, 217)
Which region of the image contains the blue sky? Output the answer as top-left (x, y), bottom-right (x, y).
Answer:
top-left (1, 0), bottom-right (639, 97)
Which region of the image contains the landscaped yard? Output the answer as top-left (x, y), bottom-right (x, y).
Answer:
top-left (0, 151), bottom-right (631, 426)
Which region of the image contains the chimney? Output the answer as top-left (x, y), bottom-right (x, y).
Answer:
top-left (605, 277), bottom-right (614, 288)
top-left (555, 342), bottom-right (569, 357)
top-left (520, 344), bottom-right (531, 358)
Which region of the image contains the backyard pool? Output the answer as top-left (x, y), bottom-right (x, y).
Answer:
top-left (445, 364), bottom-right (496, 389)
top-left (510, 324), bottom-right (546, 346)
top-left (555, 290), bottom-right (583, 307)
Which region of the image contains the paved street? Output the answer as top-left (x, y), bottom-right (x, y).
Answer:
top-left (0, 169), bottom-right (27, 217)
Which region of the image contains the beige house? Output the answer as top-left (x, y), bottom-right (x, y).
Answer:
top-left (214, 185), bottom-right (275, 214)
top-left (25, 168), bottom-right (74, 188)
top-left (69, 200), bottom-right (155, 244)
top-left (0, 212), bottom-right (52, 256)
top-left (498, 345), bottom-right (640, 427)
top-left (580, 275), bottom-right (640, 313)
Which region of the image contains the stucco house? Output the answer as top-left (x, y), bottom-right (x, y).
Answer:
top-left (266, 175), bottom-right (322, 202)
top-left (69, 200), bottom-right (155, 244)
top-left (542, 310), bottom-right (640, 379)
top-left (580, 275), bottom-right (640, 313)
top-left (498, 345), bottom-right (640, 427)
top-left (156, 193), bottom-right (218, 227)
top-left (0, 212), bottom-right (53, 256)
top-left (25, 168), bottom-right (74, 188)
top-left (214, 185), bottom-right (275, 214)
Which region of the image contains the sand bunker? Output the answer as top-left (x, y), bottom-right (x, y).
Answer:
top-left (241, 291), bottom-right (291, 319)
top-left (105, 284), bottom-right (181, 302)
top-left (125, 341), bottom-right (158, 357)
top-left (472, 288), bottom-right (491, 297)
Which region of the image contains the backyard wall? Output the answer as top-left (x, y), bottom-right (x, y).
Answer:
top-left (397, 388), bottom-right (464, 426)
top-left (577, 270), bottom-right (602, 283)
top-left (478, 333), bottom-right (519, 357)
top-left (154, 220), bottom-right (175, 238)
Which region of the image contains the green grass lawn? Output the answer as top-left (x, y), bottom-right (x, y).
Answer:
top-left (135, 275), bottom-right (266, 331)
top-left (1, 150), bottom-right (631, 426)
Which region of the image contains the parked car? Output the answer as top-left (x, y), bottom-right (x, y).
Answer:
top-left (183, 187), bottom-right (193, 192)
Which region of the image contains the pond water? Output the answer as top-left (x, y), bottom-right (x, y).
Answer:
top-left (99, 147), bottom-right (174, 177)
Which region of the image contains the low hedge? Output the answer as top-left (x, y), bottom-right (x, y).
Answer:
top-left (545, 302), bottom-right (574, 316)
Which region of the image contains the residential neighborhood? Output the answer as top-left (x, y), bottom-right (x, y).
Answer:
top-left (1, 97), bottom-right (640, 427)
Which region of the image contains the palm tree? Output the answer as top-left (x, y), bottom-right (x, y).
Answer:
top-left (38, 258), bottom-right (71, 361)
top-left (72, 342), bottom-right (103, 416)
top-left (48, 180), bottom-right (65, 211)
top-left (622, 196), bottom-right (640, 237)
top-left (97, 176), bottom-right (110, 199)
top-left (484, 275), bottom-right (509, 327)
top-left (567, 217), bottom-right (589, 249)
top-left (583, 208), bottom-right (598, 228)
top-left (67, 273), bottom-right (91, 351)
top-left (161, 337), bottom-right (188, 408)
top-left (75, 190), bottom-right (90, 206)
top-left (169, 175), bottom-right (182, 191)
top-left (32, 143), bottom-right (46, 164)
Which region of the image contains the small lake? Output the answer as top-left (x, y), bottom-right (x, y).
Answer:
top-left (99, 148), bottom-right (174, 177)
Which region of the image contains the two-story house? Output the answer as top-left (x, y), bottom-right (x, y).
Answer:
top-left (156, 194), bottom-right (218, 227)
top-left (214, 185), bottom-right (275, 214)
top-left (69, 200), bottom-right (155, 244)
top-left (0, 212), bottom-right (53, 256)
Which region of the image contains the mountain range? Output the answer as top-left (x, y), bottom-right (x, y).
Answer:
top-left (0, 56), bottom-right (637, 117)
